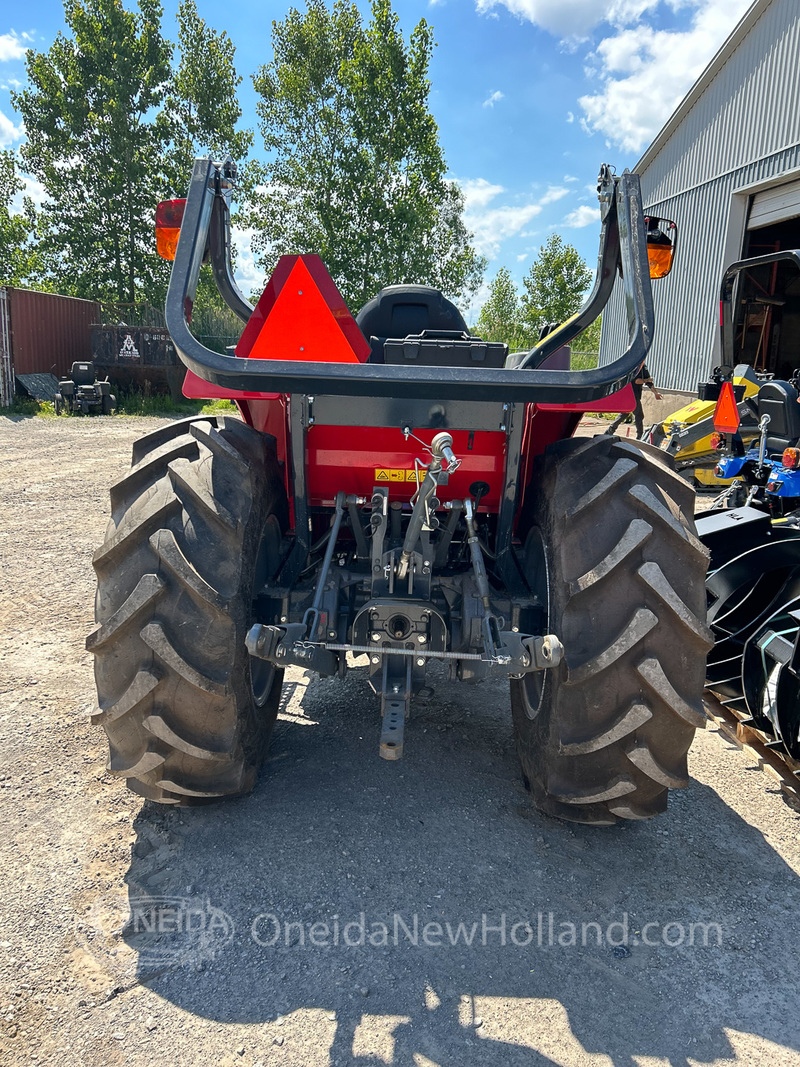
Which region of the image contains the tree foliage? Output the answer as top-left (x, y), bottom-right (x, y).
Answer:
top-left (163, 0), bottom-right (253, 195)
top-left (0, 151), bottom-right (40, 286)
top-left (475, 236), bottom-right (594, 352)
top-left (475, 266), bottom-right (526, 350)
top-left (12, 0), bottom-right (248, 305)
top-left (520, 233), bottom-right (592, 341)
top-left (573, 314), bottom-right (602, 358)
top-left (14, 0), bottom-right (173, 304)
top-left (243, 0), bottom-right (485, 311)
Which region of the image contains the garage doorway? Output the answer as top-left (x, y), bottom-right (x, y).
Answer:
top-left (734, 176), bottom-right (800, 379)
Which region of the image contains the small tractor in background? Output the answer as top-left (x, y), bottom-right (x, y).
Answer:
top-left (55, 361), bottom-right (116, 415)
top-left (87, 158), bottom-right (713, 825)
top-left (647, 363), bottom-right (762, 481)
top-left (648, 250), bottom-right (800, 493)
top-left (711, 371), bottom-right (800, 514)
top-left (696, 251), bottom-right (800, 767)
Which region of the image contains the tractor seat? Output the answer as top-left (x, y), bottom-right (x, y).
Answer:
top-left (70, 362), bottom-right (97, 387)
top-left (356, 285), bottom-right (507, 368)
top-left (757, 380), bottom-right (800, 451)
top-left (356, 285), bottom-right (469, 364)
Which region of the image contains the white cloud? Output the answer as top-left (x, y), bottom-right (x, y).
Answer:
top-left (0, 32), bottom-right (28, 62)
top-left (231, 225), bottom-right (265, 298)
top-left (0, 108), bottom-right (23, 146)
top-left (460, 178), bottom-right (542, 256)
top-left (579, 0), bottom-right (752, 152)
top-left (460, 177), bottom-right (506, 210)
top-left (482, 89), bottom-right (504, 108)
top-left (475, 0), bottom-right (665, 39)
top-left (564, 174), bottom-right (579, 183)
top-left (516, 252), bottom-right (528, 262)
top-left (460, 179), bottom-right (578, 257)
top-left (566, 111), bottom-right (575, 123)
top-left (540, 185), bottom-right (569, 205)
top-left (466, 202), bottom-right (543, 257)
top-left (563, 204), bottom-right (601, 227)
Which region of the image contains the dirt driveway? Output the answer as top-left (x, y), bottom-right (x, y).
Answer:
top-left (1, 413), bottom-right (799, 1067)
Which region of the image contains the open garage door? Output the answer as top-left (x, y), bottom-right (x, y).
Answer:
top-left (739, 181), bottom-right (800, 379)
top-left (748, 176), bottom-right (800, 229)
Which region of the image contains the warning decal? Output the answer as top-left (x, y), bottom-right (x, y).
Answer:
top-left (374, 469), bottom-right (419, 482)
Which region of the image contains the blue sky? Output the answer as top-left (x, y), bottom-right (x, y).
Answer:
top-left (1, 0), bottom-right (752, 313)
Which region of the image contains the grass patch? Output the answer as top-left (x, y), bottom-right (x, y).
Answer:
top-left (3, 390), bottom-right (240, 420)
top-left (2, 395), bottom-right (42, 417)
top-left (114, 391), bottom-right (238, 417)
top-left (1, 396), bottom-right (63, 419)
top-left (115, 392), bottom-right (200, 416)
top-left (199, 398), bottom-right (238, 415)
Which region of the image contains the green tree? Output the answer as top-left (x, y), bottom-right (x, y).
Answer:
top-left (475, 266), bottom-right (526, 350)
top-left (162, 0), bottom-right (253, 340)
top-left (162, 0), bottom-right (253, 196)
top-left (521, 233), bottom-right (592, 341)
top-left (0, 151), bottom-right (40, 286)
top-left (13, 0), bottom-right (173, 304)
top-left (12, 0), bottom-right (250, 306)
top-left (243, 0), bottom-right (484, 311)
top-left (571, 313), bottom-right (602, 369)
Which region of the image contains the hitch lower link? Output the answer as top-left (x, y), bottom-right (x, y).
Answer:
top-left (245, 436), bottom-right (564, 760)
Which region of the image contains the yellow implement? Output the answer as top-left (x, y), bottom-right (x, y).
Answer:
top-left (655, 364), bottom-right (761, 484)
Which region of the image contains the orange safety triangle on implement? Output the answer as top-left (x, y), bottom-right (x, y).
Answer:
top-left (235, 255), bottom-right (370, 363)
top-left (712, 380), bottom-right (740, 434)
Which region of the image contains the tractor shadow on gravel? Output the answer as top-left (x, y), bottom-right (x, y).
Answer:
top-left (120, 664), bottom-right (800, 1066)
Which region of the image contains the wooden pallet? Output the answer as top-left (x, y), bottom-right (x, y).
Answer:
top-left (704, 689), bottom-right (800, 812)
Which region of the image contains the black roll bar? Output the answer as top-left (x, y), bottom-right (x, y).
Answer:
top-left (165, 158), bottom-right (656, 404)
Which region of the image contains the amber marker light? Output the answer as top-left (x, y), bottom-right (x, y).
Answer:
top-left (155, 199), bottom-right (186, 261)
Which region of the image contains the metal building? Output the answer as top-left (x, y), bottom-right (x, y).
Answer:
top-left (600, 0), bottom-right (800, 395)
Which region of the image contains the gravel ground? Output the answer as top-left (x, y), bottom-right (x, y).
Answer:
top-left (1, 412), bottom-right (799, 1067)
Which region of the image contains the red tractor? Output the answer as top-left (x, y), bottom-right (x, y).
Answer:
top-left (87, 158), bottom-right (711, 824)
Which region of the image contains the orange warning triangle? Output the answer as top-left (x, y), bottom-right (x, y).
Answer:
top-left (236, 255), bottom-right (370, 364)
top-left (712, 380), bottom-right (740, 434)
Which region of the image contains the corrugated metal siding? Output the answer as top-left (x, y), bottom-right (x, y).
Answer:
top-left (8, 288), bottom-right (100, 377)
top-left (643, 0), bottom-right (800, 204)
top-left (600, 0), bottom-right (800, 392)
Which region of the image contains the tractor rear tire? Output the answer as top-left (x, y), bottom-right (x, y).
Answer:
top-left (101, 394), bottom-right (114, 415)
top-left (511, 435), bottom-right (713, 824)
top-left (87, 414), bottom-right (287, 804)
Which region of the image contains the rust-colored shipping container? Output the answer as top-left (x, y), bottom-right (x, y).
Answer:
top-left (2, 286), bottom-right (100, 382)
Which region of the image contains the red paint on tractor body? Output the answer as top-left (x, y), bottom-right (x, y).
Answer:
top-left (183, 255), bottom-right (634, 527)
top-left (305, 425), bottom-right (507, 508)
top-left (535, 384), bottom-right (635, 414)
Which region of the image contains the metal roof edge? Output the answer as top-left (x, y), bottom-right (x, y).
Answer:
top-left (635, 0), bottom-right (769, 175)
top-left (6, 286), bottom-right (100, 306)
